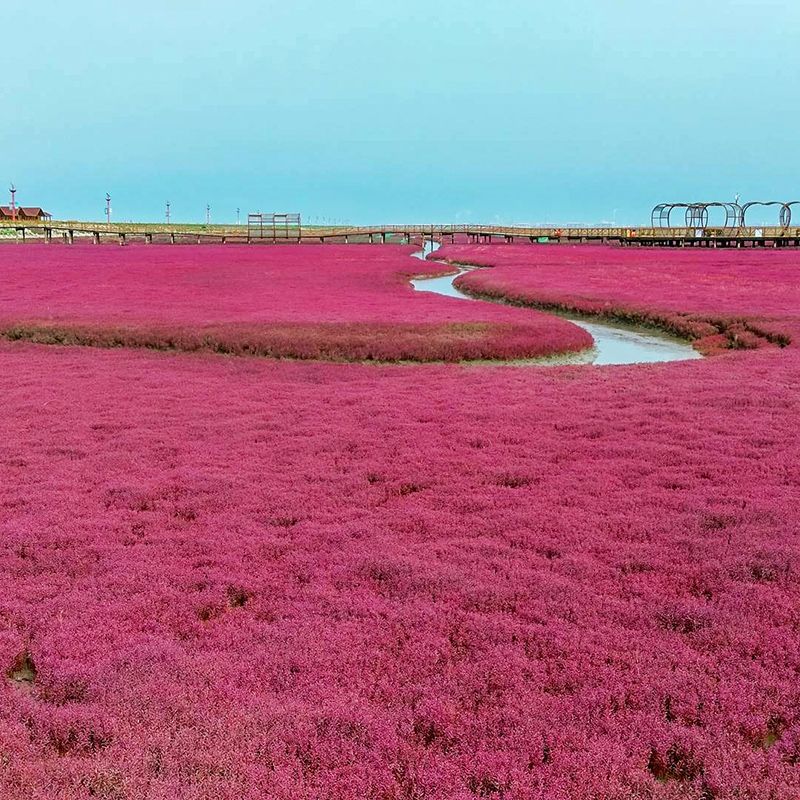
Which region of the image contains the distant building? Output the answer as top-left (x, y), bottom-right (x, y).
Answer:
top-left (17, 207), bottom-right (52, 221)
top-left (0, 206), bottom-right (51, 221)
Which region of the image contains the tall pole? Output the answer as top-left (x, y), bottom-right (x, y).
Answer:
top-left (236, 207), bottom-right (240, 225)
top-left (105, 193), bottom-right (111, 224)
top-left (206, 204), bottom-right (210, 225)
top-left (9, 184), bottom-right (16, 222)
top-left (166, 201), bottom-right (171, 224)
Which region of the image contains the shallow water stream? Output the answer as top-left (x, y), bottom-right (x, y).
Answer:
top-left (411, 244), bottom-right (701, 366)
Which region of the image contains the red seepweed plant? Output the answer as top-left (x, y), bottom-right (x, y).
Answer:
top-left (0, 243), bottom-right (592, 362)
top-left (1, 243), bottom-right (799, 798)
top-left (434, 243), bottom-right (800, 354)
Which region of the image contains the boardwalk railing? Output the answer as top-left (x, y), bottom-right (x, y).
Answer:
top-left (2, 220), bottom-right (800, 246)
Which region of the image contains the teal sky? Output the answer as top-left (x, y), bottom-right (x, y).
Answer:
top-left (3, 0), bottom-right (798, 225)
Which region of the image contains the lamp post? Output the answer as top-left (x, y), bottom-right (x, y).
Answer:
top-left (166, 201), bottom-right (171, 224)
top-left (105, 193), bottom-right (111, 224)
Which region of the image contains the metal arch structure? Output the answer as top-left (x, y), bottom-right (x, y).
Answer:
top-left (652, 202), bottom-right (743, 229)
top-left (685, 203), bottom-right (708, 228)
top-left (650, 200), bottom-right (800, 229)
top-left (651, 203), bottom-right (672, 227)
top-left (652, 203), bottom-right (690, 227)
top-left (742, 200), bottom-right (800, 228)
top-left (780, 201), bottom-right (799, 227)
top-left (684, 203), bottom-right (742, 228)
top-left (742, 200), bottom-right (792, 227)
top-left (703, 202), bottom-right (742, 228)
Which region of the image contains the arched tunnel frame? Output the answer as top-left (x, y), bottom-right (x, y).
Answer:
top-left (780, 202), bottom-right (799, 227)
top-left (737, 201), bottom-right (793, 228)
top-left (652, 202), bottom-right (743, 229)
top-left (651, 203), bottom-right (690, 227)
top-left (650, 201), bottom-right (800, 229)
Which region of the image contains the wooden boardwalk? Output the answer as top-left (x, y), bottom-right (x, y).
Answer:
top-left (2, 220), bottom-right (800, 247)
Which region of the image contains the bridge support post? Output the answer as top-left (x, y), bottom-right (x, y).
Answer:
top-left (68, 230), bottom-right (75, 245)
top-left (381, 232), bottom-right (387, 244)
top-left (145, 233), bottom-right (152, 245)
top-left (171, 233), bottom-right (176, 244)
top-left (92, 231), bottom-right (100, 244)
top-left (119, 233), bottom-right (126, 246)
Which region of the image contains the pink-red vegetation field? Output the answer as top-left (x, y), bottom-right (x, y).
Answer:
top-left (1, 244), bottom-right (799, 799)
top-left (434, 244), bottom-right (800, 354)
top-left (0, 244), bottom-right (591, 361)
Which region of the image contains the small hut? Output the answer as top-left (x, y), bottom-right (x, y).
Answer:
top-left (17, 207), bottom-right (52, 221)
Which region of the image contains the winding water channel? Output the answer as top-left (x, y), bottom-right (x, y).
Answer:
top-left (411, 246), bottom-right (701, 366)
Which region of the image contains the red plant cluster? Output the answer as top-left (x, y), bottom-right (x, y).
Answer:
top-left (433, 244), bottom-right (800, 354)
top-left (1, 244), bottom-right (799, 798)
top-left (0, 244), bottom-right (591, 361)
top-left (1, 338), bottom-right (799, 798)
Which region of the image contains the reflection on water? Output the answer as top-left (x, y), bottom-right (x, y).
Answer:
top-left (411, 252), bottom-right (702, 366)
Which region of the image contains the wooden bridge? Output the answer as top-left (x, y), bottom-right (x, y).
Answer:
top-left (2, 220), bottom-right (800, 247)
